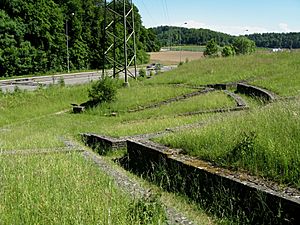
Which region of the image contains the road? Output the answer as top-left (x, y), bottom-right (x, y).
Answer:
top-left (0, 65), bottom-right (176, 93)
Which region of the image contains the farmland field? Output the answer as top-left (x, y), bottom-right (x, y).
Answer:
top-left (150, 50), bottom-right (203, 64)
top-left (162, 45), bottom-right (206, 52)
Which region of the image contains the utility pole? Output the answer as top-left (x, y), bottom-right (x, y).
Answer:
top-left (102, 0), bottom-right (137, 86)
top-left (180, 22), bottom-right (187, 63)
top-left (66, 19), bottom-right (70, 73)
top-left (66, 13), bottom-right (74, 73)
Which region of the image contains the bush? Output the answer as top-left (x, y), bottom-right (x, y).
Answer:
top-left (204, 39), bottom-right (219, 57)
top-left (88, 76), bottom-right (118, 105)
top-left (233, 36), bottom-right (256, 55)
top-left (139, 68), bottom-right (146, 78)
top-left (222, 45), bottom-right (236, 57)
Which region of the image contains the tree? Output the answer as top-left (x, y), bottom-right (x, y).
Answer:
top-left (233, 37), bottom-right (256, 55)
top-left (222, 45), bottom-right (235, 57)
top-left (204, 39), bottom-right (219, 57)
top-left (0, 0), bottom-right (157, 77)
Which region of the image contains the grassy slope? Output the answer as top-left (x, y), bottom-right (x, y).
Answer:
top-left (1, 91), bottom-right (235, 150)
top-left (156, 98), bottom-right (300, 188)
top-left (146, 51), bottom-right (300, 96)
top-left (0, 81), bottom-right (221, 224)
top-left (1, 51), bottom-right (300, 223)
top-left (0, 152), bottom-right (166, 224)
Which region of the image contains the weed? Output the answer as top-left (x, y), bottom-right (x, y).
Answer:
top-left (58, 76), bottom-right (65, 87)
top-left (127, 194), bottom-right (167, 224)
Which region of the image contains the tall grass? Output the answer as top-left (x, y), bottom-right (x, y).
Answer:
top-left (0, 85), bottom-right (89, 127)
top-left (146, 51), bottom-right (300, 96)
top-left (156, 97), bottom-right (300, 188)
top-left (0, 152), bottom-right (167, 224)
top-left (0, 89), bottom-right (232, 150)
top-left (87, 82), bottom-right (195, 115)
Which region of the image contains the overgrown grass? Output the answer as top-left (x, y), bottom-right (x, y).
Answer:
top-left (156, 97), bottom-right (300, 188)
top-left (0, 110), bottom-right (212, 150)
top-left (89, 90), bottom-right (235, 116)
top-left (0, 87), bottom-right (233, 150)
top-left (87, 82), bottom-right (197, 114)
top-left (0, 152), bottom-right (167, 224)
top-left (0, 85), bottom-right (88, 127)
top-left (1, 50), bottom-right (300, 223)
top-left (0, 81), bottom-right (195, 125)
top-left (146, 51), bottom-right (300, 96)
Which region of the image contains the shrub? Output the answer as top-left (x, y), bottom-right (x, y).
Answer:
top-left (58, 76), bottom-right (65, 87)
top-left (88, 76), bottom-right (118, 105)
top-left (155, 63), bottom-right (162, 72)
top-left (204, 39), bottom-right (219, 57)
top-left (233, 36), bottom-right (256, 55)
top-left (222, 45), bottom-right (236, 57)
top-left (139, 68), bottom-right (146, 78)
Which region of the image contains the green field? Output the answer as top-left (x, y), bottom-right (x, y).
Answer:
top-left (1, 50), bottom-right (300, 223)
top-left (146, 51), bottom-right (300, 96)
top-left (165, 45), bottom-right (206, 52)
top-left (0, 152), bottom-right (166, 224)
top-left (156, 97), bottom-right (300, 188)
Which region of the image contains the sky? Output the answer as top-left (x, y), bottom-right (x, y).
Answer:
top-left (133, 0), bottom-right (300, 35)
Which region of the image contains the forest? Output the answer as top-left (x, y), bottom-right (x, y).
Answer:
top-left (152, 26), bottom-right (235, 47)
top-left (247, 32), bottom-right (300, 49)
top-left (0, 0), bottom-right (160, 77)
top-left (153, 25), bottom-right (300, 49)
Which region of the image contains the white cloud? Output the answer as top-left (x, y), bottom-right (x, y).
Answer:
top-left (276, 23), bottom-right (300, 33)
top-left (279, 23), bottom-right (289, 32)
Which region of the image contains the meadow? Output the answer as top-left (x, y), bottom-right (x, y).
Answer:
top-left (1, 50), bottom-right (300, 224)
top-left (0, 152), bottom-right (166, 224)
top-left (147, 51), bottom-right (300, 96)
top-left (156, 97), bottom-right (300, 188)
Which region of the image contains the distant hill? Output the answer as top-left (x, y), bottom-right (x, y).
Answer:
top-left (246, 33), bottom-right (300, 49)
top-left (151, 26), bottom-right (234, 47)
top-left (152, 26), bottom-right (300, 49)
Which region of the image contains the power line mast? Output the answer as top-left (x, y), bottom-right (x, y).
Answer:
top-left (102, 0), bottom-right (137, 86)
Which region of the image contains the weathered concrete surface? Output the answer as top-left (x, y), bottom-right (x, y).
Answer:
top-left (126, 139), bottom-right (300, 225)
top-left (236, 83), bottom-right (277, 102)
top-left (81, 133), bottom-right (127, 155)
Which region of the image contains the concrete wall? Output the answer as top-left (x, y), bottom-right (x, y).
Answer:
top-left (237, 83), bottom-right (277, 102)
top-left (81, 133), bottom-right (126, 155)
top-left (127, 140), bottom-right (300, 224)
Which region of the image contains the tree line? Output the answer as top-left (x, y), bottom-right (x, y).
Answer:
top-left (152, 26), bottom-right (235, 47)
top-left (0, 0), bottom-right (160, 77)
top-left (246, 32), bottom-right (300, 49)
top-left (153, 26), bottom-right (300, 49)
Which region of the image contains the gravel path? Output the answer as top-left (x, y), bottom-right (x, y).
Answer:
top-left (82, 148), bottom-right (195, 225)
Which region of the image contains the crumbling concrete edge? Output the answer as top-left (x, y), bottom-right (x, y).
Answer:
top-left (126, 139), bottom-right (300, 224)
top-left (236, 83), bottom-right (278, 102)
